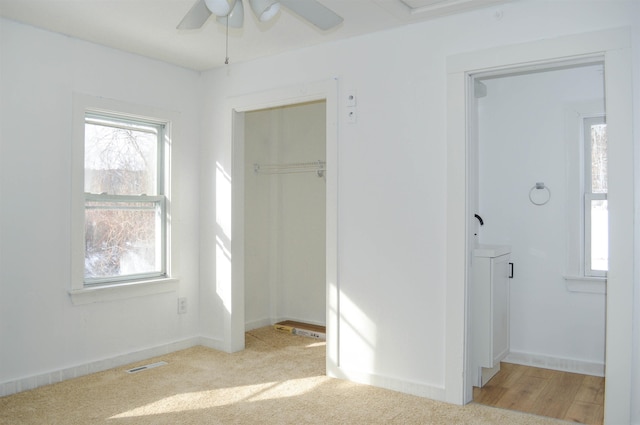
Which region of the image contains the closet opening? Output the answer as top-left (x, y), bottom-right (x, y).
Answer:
top-left (227, 78), bottom-right (338, 379)
top-left (243, 100), bottom-right (327, 343)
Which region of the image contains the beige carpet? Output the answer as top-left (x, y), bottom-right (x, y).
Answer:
top-left (0, 327), bottom-right (570, 424)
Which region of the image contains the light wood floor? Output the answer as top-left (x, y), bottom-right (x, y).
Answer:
top-left (473, 362), bottom-right (605, 425)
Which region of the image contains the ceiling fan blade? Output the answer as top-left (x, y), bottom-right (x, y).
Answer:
top-left (177, 0), bottom-right (213, 30)
top-left (278, 0), bottom-right (343, 30)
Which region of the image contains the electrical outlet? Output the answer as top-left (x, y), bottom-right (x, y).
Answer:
top-left (177, 297), bottom-right (187, 314)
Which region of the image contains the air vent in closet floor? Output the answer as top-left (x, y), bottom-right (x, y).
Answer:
top-left (274, 321), bottom-right (326, 340)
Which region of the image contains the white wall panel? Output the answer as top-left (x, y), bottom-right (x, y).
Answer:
top-left (0, 20), bottom-right (201, 387)
top-left (200, 0), bottom-right (636, 403)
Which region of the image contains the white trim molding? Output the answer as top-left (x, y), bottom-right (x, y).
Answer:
top-left (563, 276), bottom-right (606, 294)
top-left (70, 93), bottom-right (182, 304)
top-left (505, 351), bottom-right (605, 377)
top-left (69, 278), bottom-right (179, 305)
top-left (330, 367), bottom-right (446, 402)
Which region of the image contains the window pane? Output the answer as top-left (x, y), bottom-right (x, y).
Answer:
top-left (85, 119), bottom-right (158, 195)
top-left (85, 201), bottom-right (161, 280)
top-left (591, 199), bottom-right (608, 271)
top-left (591, 123), bottom-right (607, 194)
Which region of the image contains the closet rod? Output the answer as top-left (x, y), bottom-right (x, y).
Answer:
top-left (253, 160), bottom-right (326, 177)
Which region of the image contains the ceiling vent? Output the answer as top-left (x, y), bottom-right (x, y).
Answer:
top-left (376, 0), bottom-right (509, 21)
top-left (401, 0), bottom-right (460, 9)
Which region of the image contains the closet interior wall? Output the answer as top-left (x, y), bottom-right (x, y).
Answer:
top-left (244, 101), bottom-right (326, 330)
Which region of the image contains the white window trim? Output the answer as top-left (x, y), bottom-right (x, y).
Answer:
top-left (69, 278), bottom-right (179, 305)
top-left (70, 93), bottom-right (178, 304)
top-left (563, 275), bottom-right (606, 294)
top-left (583, 115), bottom-right (607, 278)
top-left (562, 101), bottom-right (606, 293)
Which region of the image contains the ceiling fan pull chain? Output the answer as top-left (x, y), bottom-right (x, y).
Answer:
top-left (224, 15), bottom-right (230, 64)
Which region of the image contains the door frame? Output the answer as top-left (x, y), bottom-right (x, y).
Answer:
top-left (223, 78), bottom-right (340, 375)
top-left (445, 28), bottom-right (633, 424)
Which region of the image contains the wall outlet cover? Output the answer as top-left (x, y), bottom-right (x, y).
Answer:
top-left (178, 297), bottom-right (187, 314)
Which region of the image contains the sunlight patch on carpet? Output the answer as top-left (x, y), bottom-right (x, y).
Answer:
top-left (108, 377), bottom-right (326, 418)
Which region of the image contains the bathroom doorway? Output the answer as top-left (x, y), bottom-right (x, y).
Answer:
top-left (445, 29), bottom-right (633, 423)
top-left (467, 60), bottom-right (607, 423)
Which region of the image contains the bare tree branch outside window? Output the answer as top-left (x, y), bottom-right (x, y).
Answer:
top-left (84, 116), bottom-right (164, 282)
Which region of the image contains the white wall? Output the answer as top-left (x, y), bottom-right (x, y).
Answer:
top-left (631, 2), bottom-right (640, 418)
top-left (0, 19), bottom-right (201, 392)
top-left (631, 3), bottom-right (640, 423)
top-left (244, 102), bottom-right (326, 329)
top-left (1, 0), bottom-right (638, 419)
top-left (199, 0), bottom-right (638, 406)
top-left (477, 65), bottom-right (606, 373)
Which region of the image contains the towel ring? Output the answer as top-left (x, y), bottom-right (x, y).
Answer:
top-left (529, 182), bottom-right (551, 206)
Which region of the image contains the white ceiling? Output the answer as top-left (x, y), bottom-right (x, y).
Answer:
top-left (0, 0), bottom-right (510, 71)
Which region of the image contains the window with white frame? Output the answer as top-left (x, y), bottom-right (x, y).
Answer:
top-left (83, 112), bottom-right (167, 285)
top-left (584, 115), bottom-right (608, 277)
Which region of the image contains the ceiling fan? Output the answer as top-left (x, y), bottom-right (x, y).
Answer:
top-left (177, 0), bottom-right (344, 31)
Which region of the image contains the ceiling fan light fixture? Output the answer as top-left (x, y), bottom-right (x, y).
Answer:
top-left (205, 0), bottom-right (234, 16)
top-left (216, 0), bottom-right (244, 27)
top-left (249, 0), bottom-right (281, 22)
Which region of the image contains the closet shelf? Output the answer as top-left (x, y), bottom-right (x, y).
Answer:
top-left (253, 160), bottom-right (326, 177)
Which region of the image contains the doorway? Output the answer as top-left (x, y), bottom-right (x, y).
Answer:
top-left (444, 28), bottom-right (633, 424)
top-left (227, 79), bottom-right (340, 376)
top-left (243, 101), bottom-right (327, 333)
top-left (468, 61), bottom-right (607, 423)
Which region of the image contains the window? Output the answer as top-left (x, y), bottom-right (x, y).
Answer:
top-left (83, 113), bottom-right (167, 285)
top-left (70, 94), bottom-right (178, 304)
top-left (584, 116), bottom-right (608, 277)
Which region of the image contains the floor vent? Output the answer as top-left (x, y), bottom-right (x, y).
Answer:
top-left (126, 361), bottom-right (167, 374)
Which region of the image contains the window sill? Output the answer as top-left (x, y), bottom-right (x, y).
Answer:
top-left (69, 278), bottom-right (179, 305)
top-left (563, 276), bottom-right (606, 294)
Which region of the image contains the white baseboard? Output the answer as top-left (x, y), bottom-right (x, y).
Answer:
top-left (0, 337), bottom-right (201, 397)
top-left (198, 336), bottom-right (226, 351)
top-left (284, 317), bottom-right (325, 328)
top-left (245, 318), bottom-right (273, 331)
top-left (481, 363), bottom-right (501, 386)
top-left (504, 351), bottom-right (605, 377)
top-left (328, 367), bottom-right (446, 402)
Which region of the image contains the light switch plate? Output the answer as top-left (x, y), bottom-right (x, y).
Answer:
top-left (346, 91), bottom-right (357, 107)
top-left (346, 107), bottom-right (357, 123)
